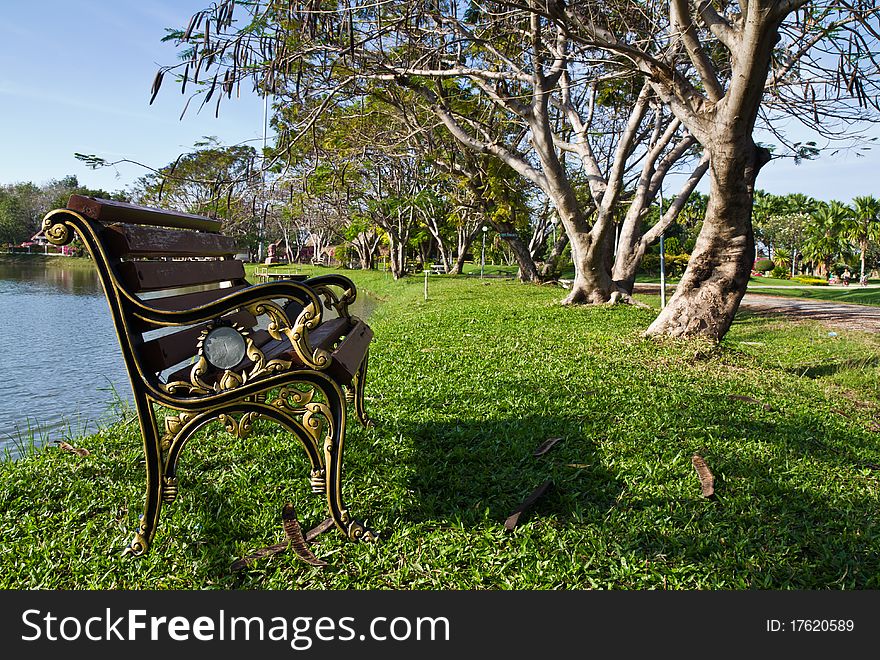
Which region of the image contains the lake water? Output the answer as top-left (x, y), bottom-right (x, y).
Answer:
top-left (0, 258), bottom-right (376, 459)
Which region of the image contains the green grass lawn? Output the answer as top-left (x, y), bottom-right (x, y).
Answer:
top-left (3, 268), bottom-right (880, 589)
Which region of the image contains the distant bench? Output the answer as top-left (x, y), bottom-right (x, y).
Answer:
top-left (254, 265), bottom-right (305, 283)
top-left (42, 195), bottom-right (377, 556)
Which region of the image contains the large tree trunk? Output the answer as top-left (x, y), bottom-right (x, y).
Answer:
top-left (612, 157), bottom-right (709, 295)
top-left (562, 224), bottom-right (614, 304)
top-left (646, 143), bottom-right (770, 339)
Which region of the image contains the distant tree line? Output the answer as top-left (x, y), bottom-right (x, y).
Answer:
top-left (0, 176), bottom-right (127, 246)
top-left (752, 191), bottom-right (880, 282)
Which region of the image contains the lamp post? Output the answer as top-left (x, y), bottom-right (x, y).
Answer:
top-left (659, 188), bottom-right (666, 308)
top-left (481, 226), bottom-right (488, 279)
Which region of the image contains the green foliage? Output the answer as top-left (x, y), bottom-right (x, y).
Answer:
top-left (639, 253), bottom-right (690, 277)
top-left (0, 189), bottom-right (29, 245)
top-left (0, 176), bottom-right (126, 245)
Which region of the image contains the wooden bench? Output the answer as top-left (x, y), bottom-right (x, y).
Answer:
top-left (42, 195), bottom-right (377, 556)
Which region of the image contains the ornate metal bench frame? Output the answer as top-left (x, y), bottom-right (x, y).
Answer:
top-left (42, 197), bottom-right (377, 556)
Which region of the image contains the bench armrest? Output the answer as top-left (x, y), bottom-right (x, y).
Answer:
top-left (129, 279), bottom-right (335, 379)
top-left (303, 274), bottom-right (360, 319)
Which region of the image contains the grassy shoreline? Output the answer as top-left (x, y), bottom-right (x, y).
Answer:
top-left (2, 269), bottom-right (880, 589)
top-left (0, 252), bottom-right (97, 270)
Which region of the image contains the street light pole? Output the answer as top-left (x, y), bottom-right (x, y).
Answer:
top-left (659, 188), bottom-right (666, 308)
top-left (481, 226), bottom-right (488, 279)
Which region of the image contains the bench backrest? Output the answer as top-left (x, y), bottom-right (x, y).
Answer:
top-left (67, 195), bottom-right (253, 381)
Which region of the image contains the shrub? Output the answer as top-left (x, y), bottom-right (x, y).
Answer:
top-left (754, 258), bottom-right (774, 273)
top-left (793, 276), bottom-right (829, 286)
top-left (639, 253), bottom-right (690, 277)
top-left (771, 266), bottom-right (790, 279)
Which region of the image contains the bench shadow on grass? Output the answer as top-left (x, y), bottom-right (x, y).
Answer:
top-left (388, 414), bottom-right (622, 530)
top-left (102, 395), bottom-right (880, 587)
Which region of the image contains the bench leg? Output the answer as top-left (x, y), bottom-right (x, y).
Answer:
top-left (124, 395), bottom-right (164, 556)
top-left (352, 350), bottom-right (374, 428)
top-left (323, 382), bottom-right (378, 543)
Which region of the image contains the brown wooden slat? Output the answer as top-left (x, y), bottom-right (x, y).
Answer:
top-left (139, 310), bottom-right (257, 373)
top-left (142, 284), bottom-right (248, 312)
top-left (258, 318), bottom-right (370, 383)
top-left (257, 317), bottom-right (352, 363)
top-left (308, 317), bottom-right (352, 351)
top-left (102, 223), bottom-right (237, 258)
top-left (68, 195), bottom-right (222, 232)
top-left (130, 285), bottom-right (249, 333)
top-left (327, 320), bottom-right (373, 384)
top-left (117, 259), bottom-right (245, 292)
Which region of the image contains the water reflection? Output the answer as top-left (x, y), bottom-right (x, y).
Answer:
top-left (0, 258), bottom-right (130, 459)
top-left (0, 258), bottom-right (105, 296)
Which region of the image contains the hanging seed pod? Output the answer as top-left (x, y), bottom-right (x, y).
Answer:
top-left (149, 68), bottom-right (164, 105)
top-left (204, 72), bottom-right (219, 104)
top-left (183, 11), bottom-right (201, 41)
top-left (179, 95), bottom-right (194, 120)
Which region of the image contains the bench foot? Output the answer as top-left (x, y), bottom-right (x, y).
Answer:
top-left (123, 528), bottom-right (152, 557)
top-left (344, 518), bottom-right (379, 543)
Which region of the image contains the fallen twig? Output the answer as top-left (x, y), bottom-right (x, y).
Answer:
top-left (504, 480), bottom-right (553, 531)
top-left (533, 437), bottom-right (563, 457)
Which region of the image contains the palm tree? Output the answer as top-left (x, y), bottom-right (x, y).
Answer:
top-left (847, 195), bottom-right (880, 282)
top-left (782, 193), bottom-right (818, 276)
top-left (803, 201), bottom-right (848, 277)
top-left (772, 247), bottom-right (791, 273)
top-left (752, 191), bottom-right (783, 261)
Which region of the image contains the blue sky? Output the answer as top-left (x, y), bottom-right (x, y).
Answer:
top-left (0, 1), bottom-right (266, 194)
top-left (1, 1), bottom-right (879, 203)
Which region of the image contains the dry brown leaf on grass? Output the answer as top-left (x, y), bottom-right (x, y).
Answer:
top-left (230, 508), bottom-right (332, 572)
top-left (503, 480), bottom-right (553, 531)
top-left (691, 455), bottom-right (715, 498)
top-left (282, 503), bottom-right (328, 567)
top-left (55, 441), bottom-right (90, 457)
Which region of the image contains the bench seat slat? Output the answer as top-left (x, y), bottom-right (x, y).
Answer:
top-left (102, 223), bottom-right (237, 258)
top-left (117, 259), bottom-right (245, 292)
top-left (327, 320), bottom-right (373, 383)
top-left (69, 194), bottom-right (222, 232)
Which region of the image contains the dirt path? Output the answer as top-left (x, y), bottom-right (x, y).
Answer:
top-left (737, 293), bottom-right (880, 332)
top-left (634, 285), bottom-right (880, 333)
